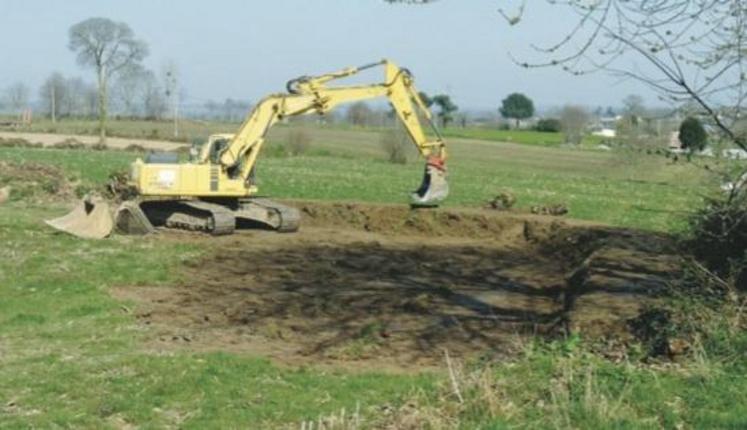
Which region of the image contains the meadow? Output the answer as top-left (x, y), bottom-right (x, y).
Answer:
top-left (1, 121), bottom-right (744, 428)
top-left (0, 119), bottom-right (715, 232)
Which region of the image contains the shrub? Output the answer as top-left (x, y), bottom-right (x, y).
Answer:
top-left (287, 129), bottom-right (312, 156)
top-left (679, 117), bottom-right (707, 151)
top-left (535, 118), bottom-right (561, 132)
top-left (560, 105), bottom-right (590, 145)
top-left (688, 193), bottom-right (747, 290)
top-left (379, 129), bottom-right (410, 164)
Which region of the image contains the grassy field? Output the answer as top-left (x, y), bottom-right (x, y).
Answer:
top-left (440, 127), bottom-right (606, 147)
top-left (0, 121), bottom-right (715, 232)
top-left (1, 203), bottom-right (745, 428)
top-left (1, 125), bottom-right (744, 428)
top-left (7, 117), bottom-right (606, 147)
top-left (4, 117), bottom-right (235, 144)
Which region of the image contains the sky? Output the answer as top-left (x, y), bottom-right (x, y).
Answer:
top-left (0, 0), bottom-right (656, 112)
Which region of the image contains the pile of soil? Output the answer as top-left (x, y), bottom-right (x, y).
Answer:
top-left (113, 201), bottom-right (682, 369)
top-left (0, 137), bottom-right (43, 148)
top-left (0, 161), bottom-right (76, 203)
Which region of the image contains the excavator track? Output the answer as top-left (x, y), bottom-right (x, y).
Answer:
top-left (172, 200), bottom-right (235, 235)
top-left (114, 198), bottom-right (298, 235)
top-left (236, 198), bottom-right (300, 232)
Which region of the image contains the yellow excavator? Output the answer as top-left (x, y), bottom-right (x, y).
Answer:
top-left (47, 59), bottom-right (449, 238)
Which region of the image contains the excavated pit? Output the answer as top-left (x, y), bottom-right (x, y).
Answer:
top-left (112, 201), bottom-right (681, 369)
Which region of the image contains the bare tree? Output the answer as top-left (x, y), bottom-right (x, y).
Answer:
top-left (559, 105), bottom-right (590, 145)
top-left (5, 82), bottom-right (29, 113)
top-left (112, 65), bottom-right (149, 117)
top-left (68, 17), bottom-right (148, 142)
top-left (62, 77), bottom-right (95, 118)
top-left (39, 72), bottom-right (68, 123)
top-left (504, 1), bottom-right (747, 153)
top-left (142, 71), bottom-right (167, 120)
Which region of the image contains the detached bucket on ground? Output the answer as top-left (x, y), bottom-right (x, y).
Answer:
top-left (411, 156), bottom-right (449, 207)
top-left (45, 198), bottom-right (114, 239)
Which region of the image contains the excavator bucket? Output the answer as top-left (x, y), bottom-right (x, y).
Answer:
top-left (45, 198), bottom-right (114, 239)
top-left (411, 156), bottom-right (449, 207)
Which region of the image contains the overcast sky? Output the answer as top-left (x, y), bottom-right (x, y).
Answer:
top-left (0, 0), bottom-right (656, 111)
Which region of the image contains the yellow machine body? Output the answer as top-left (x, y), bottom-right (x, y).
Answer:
top-left (130, 60), bottom-right (447, 204)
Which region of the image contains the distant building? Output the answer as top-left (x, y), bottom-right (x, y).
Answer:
top-left (590, 115), bottom-right (621, 138)
top-left (669, 131), bottom-right (682, 149)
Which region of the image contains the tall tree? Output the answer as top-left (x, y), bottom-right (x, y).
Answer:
top-left (68, 17), bottom-right (148, 143)
top-left (39, 72), bottom-right (68, 123)
top-left (432, 94), bottom-right (458, 128)
top-left (500, 93), bottom-right (534, 128)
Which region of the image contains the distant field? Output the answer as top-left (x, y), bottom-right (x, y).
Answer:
top-left (0, 123), bottom-right (713, 232)
top-left (441, 127), bottom-right (607, 146)
top-left (5, 117), bottom-right (235, 143)
top-left (5, 117), bottom-right (607, 148)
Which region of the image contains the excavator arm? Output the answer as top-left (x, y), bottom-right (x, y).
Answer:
top-left (217, 60), bottom-right (448, 206)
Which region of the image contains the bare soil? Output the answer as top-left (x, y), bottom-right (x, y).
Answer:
top-left (112, 201), bottom-right (681, 370)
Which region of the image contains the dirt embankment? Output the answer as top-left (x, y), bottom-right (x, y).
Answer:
top-left (112, 201), bottom-right (681, 370)
top-left (0, 161), bottom-right (77, 203)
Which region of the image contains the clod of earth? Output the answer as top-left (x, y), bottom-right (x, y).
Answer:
top-left (486, 191), bottom-right (516, 210)
top-left (531, 203), bottom-right (569, 216)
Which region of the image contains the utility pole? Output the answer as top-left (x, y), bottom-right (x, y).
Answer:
top-left (163, 61), bottom-right (179, 139)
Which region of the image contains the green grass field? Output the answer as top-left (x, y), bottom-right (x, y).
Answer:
top-left (1, 124), bottom-right (744, 428)
top-left (6, 117), bottom-right (235, 143)
top-left (10, 117), bottom-right (606, 147)
top-left (0, 119), bottom-right (716, 232)
top-left (440, 127), bottom-right (606, 147)
top-left (2, 203), bottom-right (745, 428)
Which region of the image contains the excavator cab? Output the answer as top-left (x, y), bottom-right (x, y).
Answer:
top-left (199, 134), bottom-right (234, 164)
